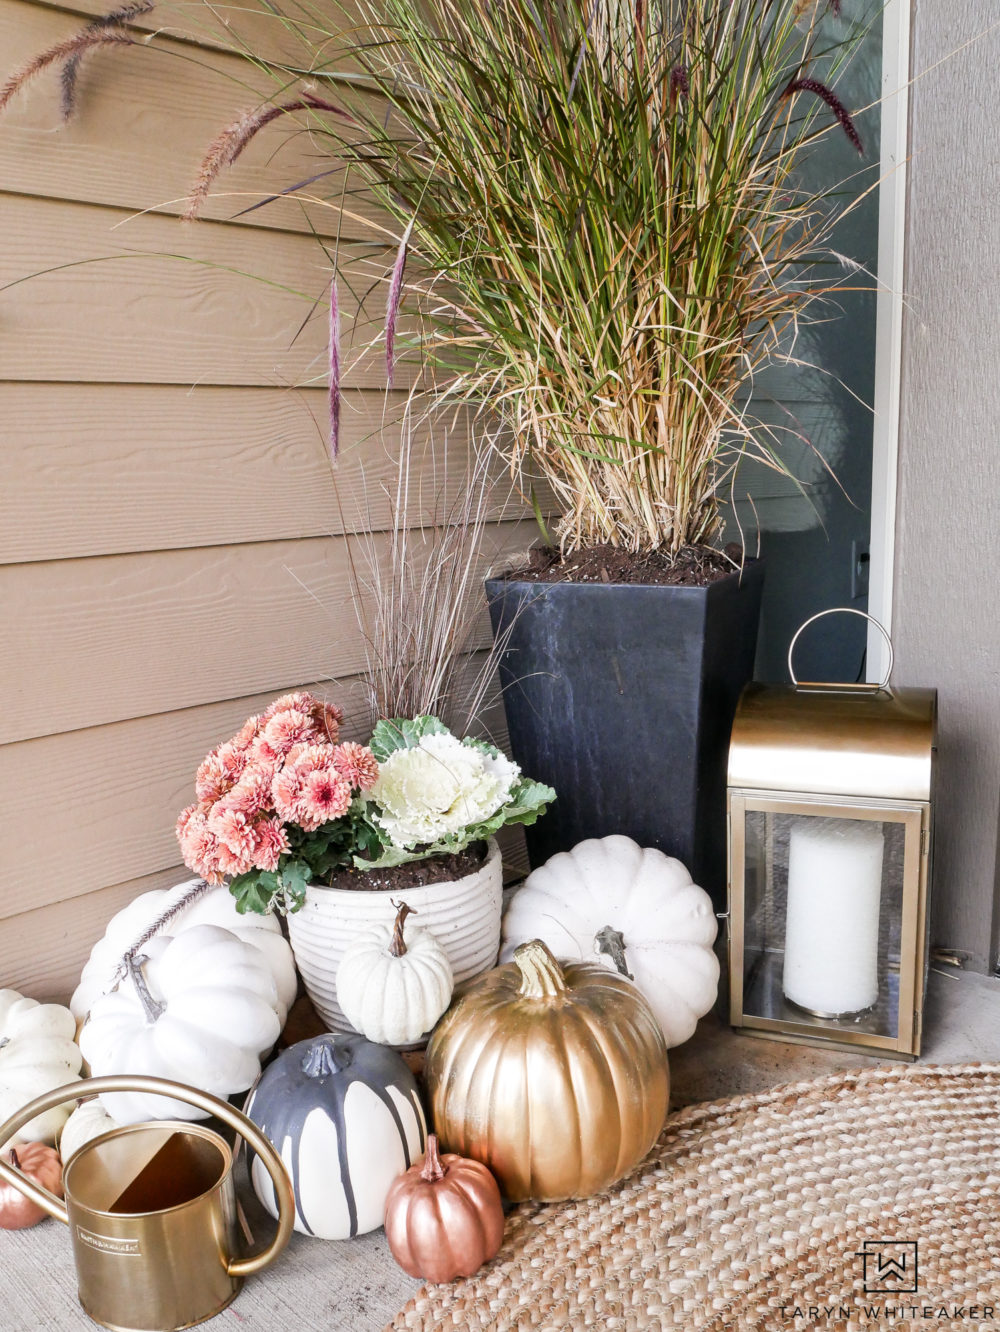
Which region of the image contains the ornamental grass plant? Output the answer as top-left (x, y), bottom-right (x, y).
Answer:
top-left (348, 412), bottom-right (525, 736)
top-left (188, 0), bottom-right (876, 558)
top-left (1, 1), bottom-right (877, 562)
top-left (0, 0), bottom-right (869, 561)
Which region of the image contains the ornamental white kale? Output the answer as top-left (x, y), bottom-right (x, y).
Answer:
top-left (371, 733), bottom-right (518, 847)
top-left (363, 716), bottom-right (554, 867)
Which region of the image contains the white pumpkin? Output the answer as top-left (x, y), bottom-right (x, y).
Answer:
top-left (59, 1098), bottom-right (118, 1162)
top-left (501, 835), bottom-right (720, 1048)
top-left (71, 878), bottom-right (297, 1026)
top-left (79, 924), bottom-right (282, 1125)
top-left (0, 990), bottom-right (82, 1145)
top-left (336, 902), bottom-right (453, 1047)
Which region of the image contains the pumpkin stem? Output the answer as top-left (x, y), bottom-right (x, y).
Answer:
top-left (420, 1134), bottom-right (446, 1184)
top-left (595, 926), bottom-right (633, 980)
top-left (9, 1148), bottom-right (20, 1169)
top-left (513, 939), bottom-right (567, 999)
top-left (112, 878), bottom-right (213, 992)
top-left (126, 954), bottom-right (165, 1024)
top-left (389, 900), bottom-right (414, 958)
top-left (302, 1036), bottom-right (352, 1079)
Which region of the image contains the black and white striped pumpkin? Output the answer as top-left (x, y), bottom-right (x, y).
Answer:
top-left (245, 1033), bottom-right (426, 1239)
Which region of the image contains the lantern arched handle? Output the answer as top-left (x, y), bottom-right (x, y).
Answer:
top-left (787, 608), bottom-right (894, 691)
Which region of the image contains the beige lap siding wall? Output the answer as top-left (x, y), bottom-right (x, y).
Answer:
top-left (0, 0), bottom-right (529, 1000)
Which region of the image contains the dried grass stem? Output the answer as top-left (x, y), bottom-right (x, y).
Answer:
top-left (0, 30), bottom-right (132, 116)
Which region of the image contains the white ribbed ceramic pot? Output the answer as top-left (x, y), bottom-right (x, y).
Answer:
top-left (287, 839), bottom-right (503, 1033)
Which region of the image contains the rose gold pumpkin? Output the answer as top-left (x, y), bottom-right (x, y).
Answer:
top-left (384, 1134), bottom-right (504, 1282)
top-left (425, 939), bottom-right (670, 1202)
top-left (0, 1142), bottom-right (63, 1229)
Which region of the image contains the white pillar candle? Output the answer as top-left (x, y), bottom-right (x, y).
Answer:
top-left (782, 817), bottom-right (885, 1016)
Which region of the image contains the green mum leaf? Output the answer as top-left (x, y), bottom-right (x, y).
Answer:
top-left (279, 859), bottom-right (312, 909)
top-left (229, 869), bottom-right (280, 915)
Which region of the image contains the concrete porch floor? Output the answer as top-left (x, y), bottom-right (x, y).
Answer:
top-left (5, 967), bottom-right (999, 1332)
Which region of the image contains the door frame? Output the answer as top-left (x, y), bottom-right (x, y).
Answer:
top-left (867, 0), bottom-right (911, 682)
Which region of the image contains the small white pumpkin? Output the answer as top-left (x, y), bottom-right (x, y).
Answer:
top-left (71, 878), bottom-right (297, 1026)
top-left (336, 901), bottom-right (453, 1047)
top-left (59, 1098), bottom-right (118, 1162)
top-left (79, 924), bottom-right (282, 1125)
top-left (0, 990), bottom-right (82, 1145)
top-left (501, 835), bottom-right (719, 1049)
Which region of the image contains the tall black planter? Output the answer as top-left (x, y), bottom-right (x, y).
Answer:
top-left (486, 561), bottom-right (764, 908)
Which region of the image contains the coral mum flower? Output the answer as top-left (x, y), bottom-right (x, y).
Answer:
top-left (250, 733), bottom-right (283, 774)
top-left (262, 708), bottom-right (317, 756)
top-left (179, 810), bottom-right (225, 883)
top-left (209, 806), bottom-right (256, 860)
top-left (223, 770), bottom-right (273, 819)
top-left (251, 817), bottom-right (289, 871)
top-left (216, 740), bottom-right (248, 783)
top-left (285, 743), bottom-right (335, 776)
top-left (232, 714), bottom-right (262, 752)
top-left (333, 741), bottom-right (379, 791)
top-left (262, 690), bottom-right (343, 741)
top-left (176, 803), bottom-right (199, 841)
top-left (314, 700), bottom-right (344, 742)
top-left (298, 768), bottom-right (352, 830)
top-left (195, 749), bottom-right (231, 804)
top-left (263, 691), bottom-right (315, 720)
top-left (272, 765), bottom-right (306, 823)
top-left (215, 839), bottom-right (253, 878)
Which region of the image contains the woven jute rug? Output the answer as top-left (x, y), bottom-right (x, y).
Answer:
top-left (389, 1063), bottom-right (1000, 1331)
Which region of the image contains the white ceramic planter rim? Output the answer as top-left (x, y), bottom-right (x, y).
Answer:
top-left (298, 839), bottom-right (502, 910)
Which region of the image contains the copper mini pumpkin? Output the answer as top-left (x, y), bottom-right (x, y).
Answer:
top-left (425, 939), bottom-right (669, 1201)
top-left (384, 1134), bottom-right (503, 1282)
top-left (0, 1142), bottom-right (62, 1229)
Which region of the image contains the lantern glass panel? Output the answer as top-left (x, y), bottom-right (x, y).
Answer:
top-left (741, 810), bottom-right (907, 1039)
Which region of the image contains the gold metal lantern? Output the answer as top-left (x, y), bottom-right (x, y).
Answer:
top-left (727, 610), bottom-right (936, 1060)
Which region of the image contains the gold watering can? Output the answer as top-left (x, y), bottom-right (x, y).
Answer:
top-left (0, 1075), bottom-right (295, 1332)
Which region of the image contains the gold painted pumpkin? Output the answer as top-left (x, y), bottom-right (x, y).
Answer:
top-left (425, 939), bottom-right (669, 1201)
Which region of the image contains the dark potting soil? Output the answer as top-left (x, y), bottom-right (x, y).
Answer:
top-left (322, 840), bottom-right (489, 893)
top-left (502, 542), bottom-right (745, 587)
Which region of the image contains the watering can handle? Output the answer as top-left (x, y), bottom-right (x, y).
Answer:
top-left (0, 1075), bottom-right (294, 1277)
